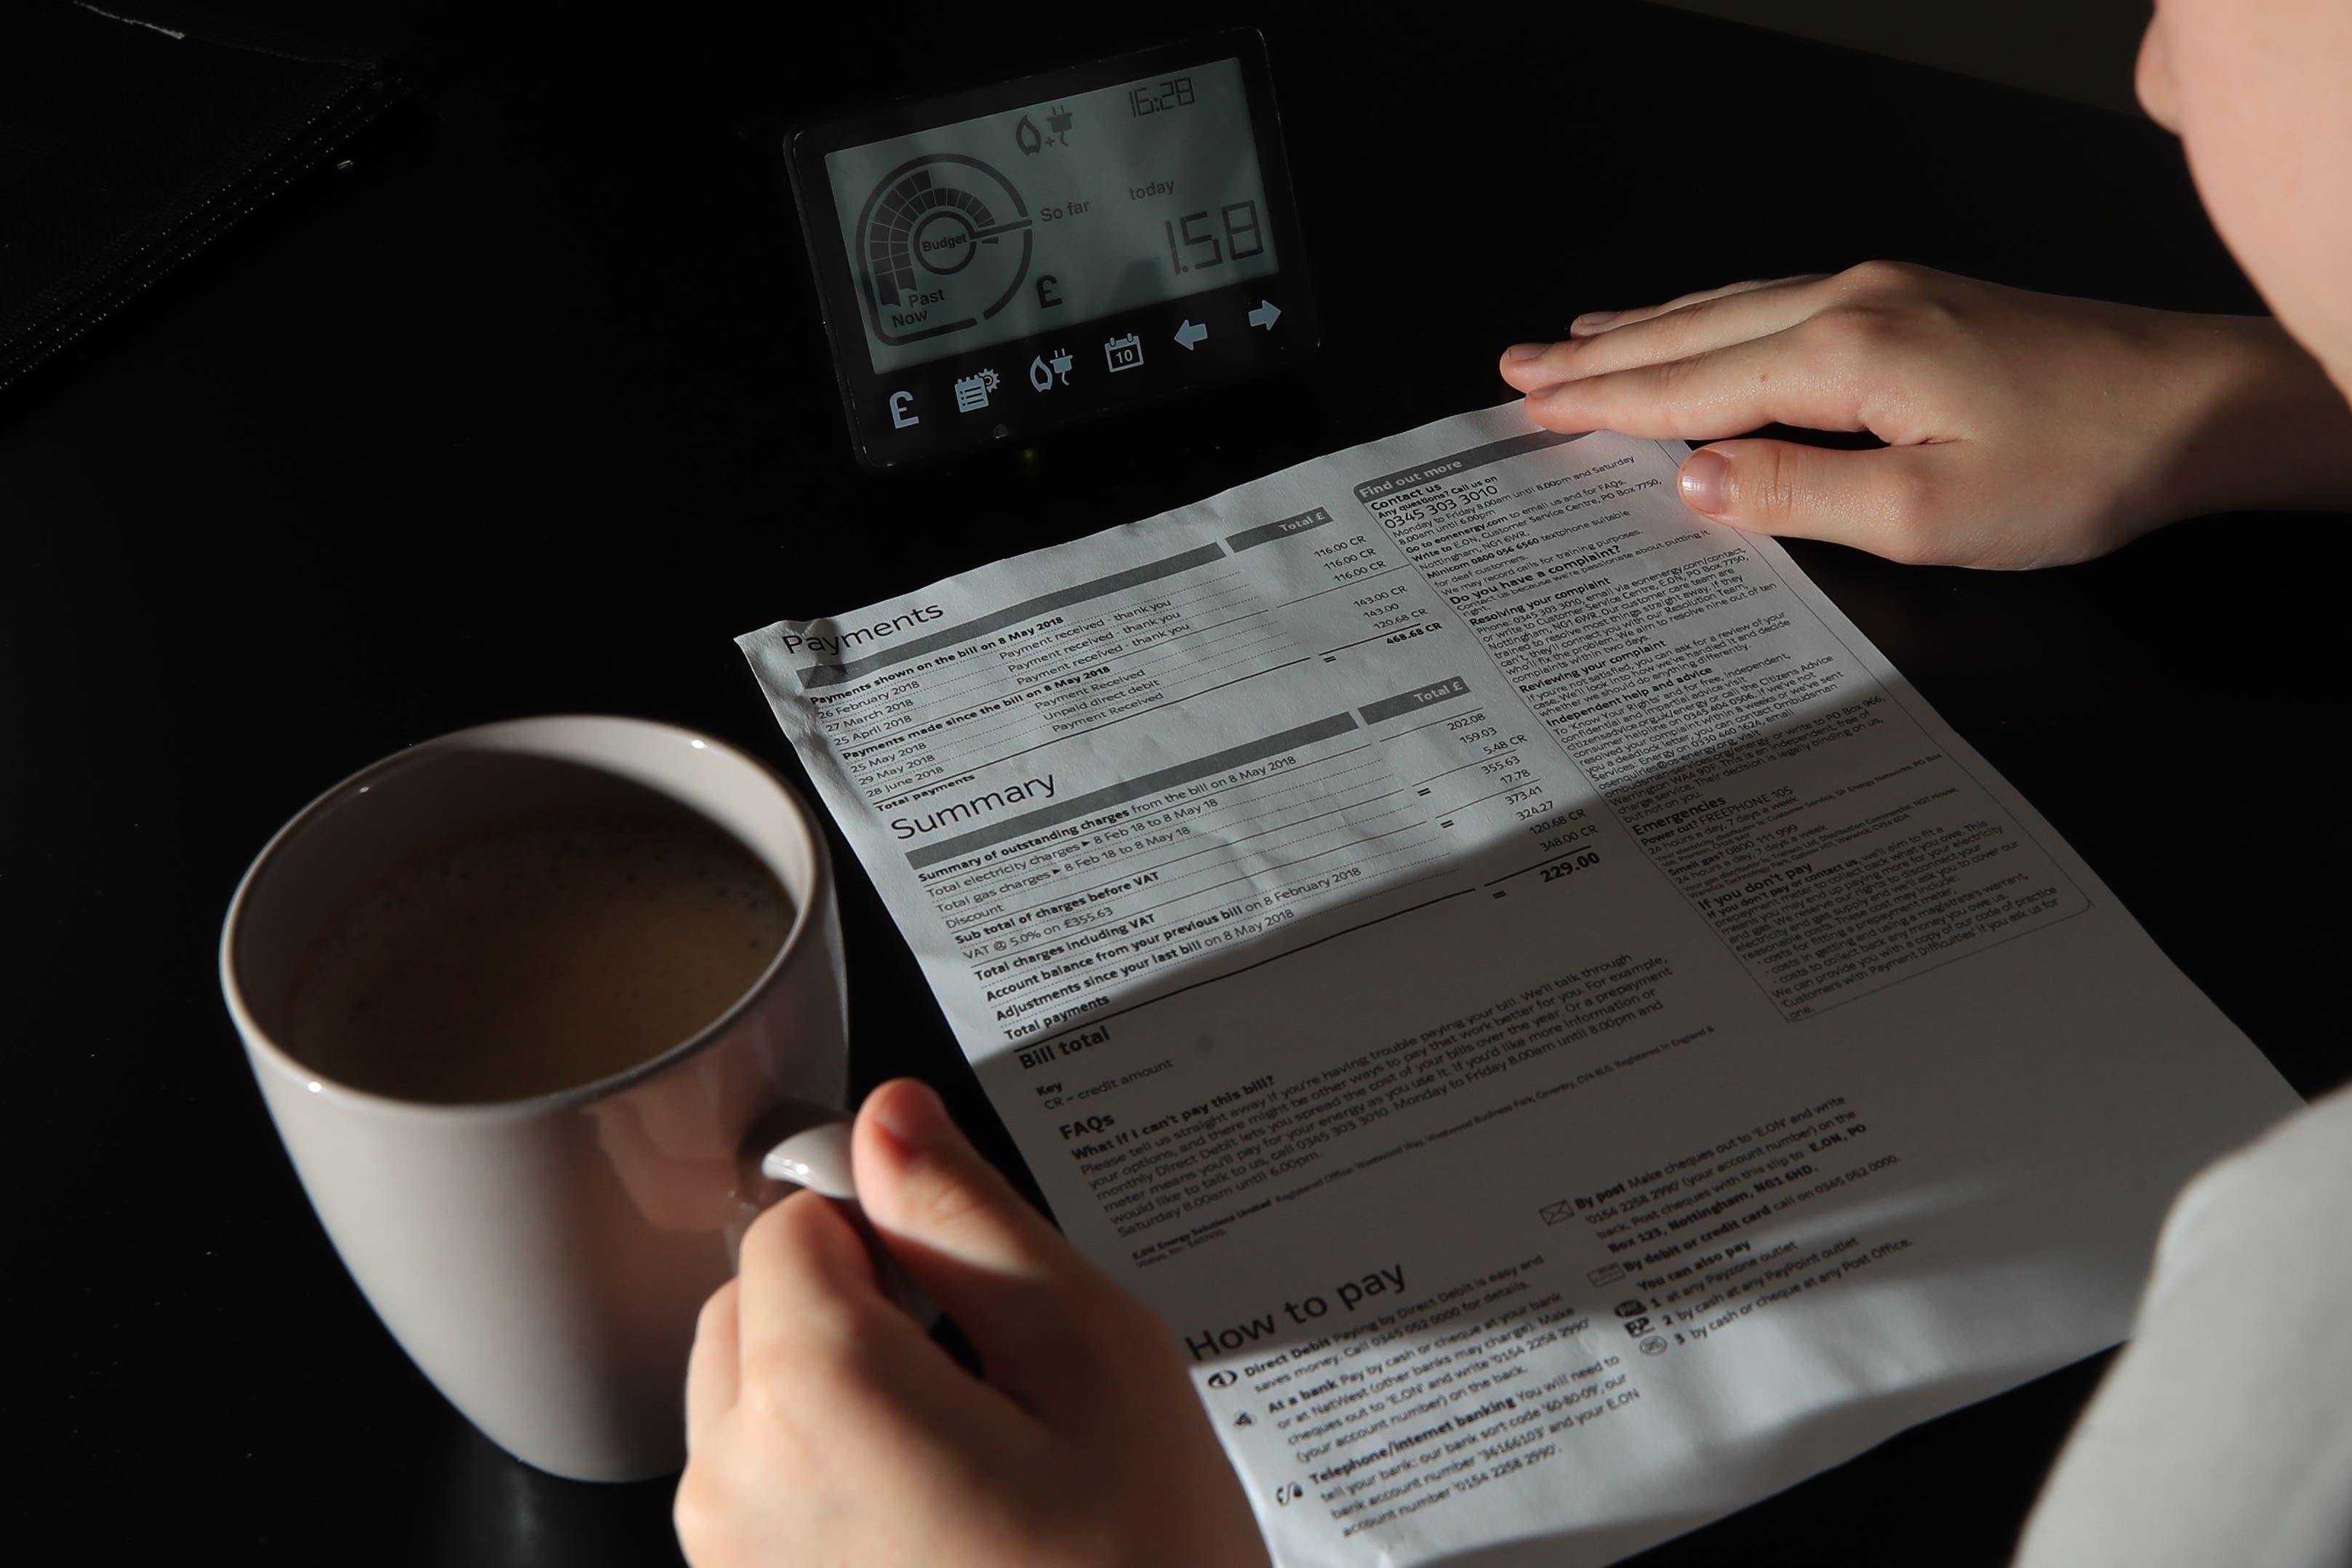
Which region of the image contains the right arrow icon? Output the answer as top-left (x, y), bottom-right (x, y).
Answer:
top-left (1248, 300), bottom-right (1281, 330)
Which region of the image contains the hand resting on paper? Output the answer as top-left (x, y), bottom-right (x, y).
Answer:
top-left (676, 1079), bottom-right (1269, 1568)
top-left (1500, 262), bottom-right (2352, 569)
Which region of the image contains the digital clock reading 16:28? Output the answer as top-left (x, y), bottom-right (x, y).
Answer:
top-left (1164, 200), bottom-right (1265, 275)
top-left (1129, 76), bottom-right (1196, 115)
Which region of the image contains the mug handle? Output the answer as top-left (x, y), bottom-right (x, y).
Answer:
top-left (736, 1109), bottom-right (940, 1327)
top-left (760, 1121), bottom-right (856, 1197)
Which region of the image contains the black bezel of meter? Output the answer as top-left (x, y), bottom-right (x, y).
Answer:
top-left (787, 30), bottom-right (1319, 472)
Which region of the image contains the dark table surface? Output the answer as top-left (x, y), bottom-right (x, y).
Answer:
top-left (8, 2), bottom-right (2340, 1562)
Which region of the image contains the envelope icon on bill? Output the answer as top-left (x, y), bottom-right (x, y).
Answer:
top-left (1539, 1200), bottom-right (1576, 1225)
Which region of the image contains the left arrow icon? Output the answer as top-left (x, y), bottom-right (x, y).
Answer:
top-left (1174, 319), bottom-right (1209, 350)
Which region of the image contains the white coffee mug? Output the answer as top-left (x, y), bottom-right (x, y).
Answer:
top-left (220, 716), bottom-right (848, 1481)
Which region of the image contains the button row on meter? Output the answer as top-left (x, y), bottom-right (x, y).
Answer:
top-left (883, 297), bottom-right (1283, 431)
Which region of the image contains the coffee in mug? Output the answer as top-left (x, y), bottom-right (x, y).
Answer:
top-left (288, 801), bottom-right (796, 1104)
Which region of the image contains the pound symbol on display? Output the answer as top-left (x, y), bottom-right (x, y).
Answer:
top-left (953, 369), bottom-right (1001, 412)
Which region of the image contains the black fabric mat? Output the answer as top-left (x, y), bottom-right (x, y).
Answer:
top-left (0, 1), bottom-right (408, 395)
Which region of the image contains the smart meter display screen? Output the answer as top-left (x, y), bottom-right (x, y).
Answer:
top-left (825, 56), bottom-right (1277, 376)
top-left (788, 31), bottom-right (1317, 471)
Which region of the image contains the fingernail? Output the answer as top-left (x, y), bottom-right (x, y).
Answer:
top-left (1570, 310), bottom-right (1620, 334)
top-left (1679, 449), bottom-right (1729, 516)
top-left (1505, 343), bottom-right (1549, 361)
top-left (873, 1079), bottom-right (953, 1150)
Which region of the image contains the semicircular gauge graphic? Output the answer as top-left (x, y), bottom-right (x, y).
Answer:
top-left (855, 154), bottom-right (1033, 347)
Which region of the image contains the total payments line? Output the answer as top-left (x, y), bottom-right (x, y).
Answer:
top-left (880, 657), bottom-right (1317, 812)
top-left (1016, 884), bottom-right (1480, 1041)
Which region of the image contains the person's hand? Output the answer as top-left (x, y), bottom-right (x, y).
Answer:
top-left (676, 1079), bottom-right (1271, 1568)
top-left (1500, 262), bottom-right (2352, 569)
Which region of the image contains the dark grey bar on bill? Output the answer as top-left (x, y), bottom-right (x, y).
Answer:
top-left (1359, 676), bottom-right (1471, 725)
top-left (800, 543), bottom-right (1229, 691)
top-left (1352, 429), bottom-right (1587, 503)
top-left (1225, 506), bottom-right (1335, 553)
top-left (905, 711), bottom-right (1361, 870)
